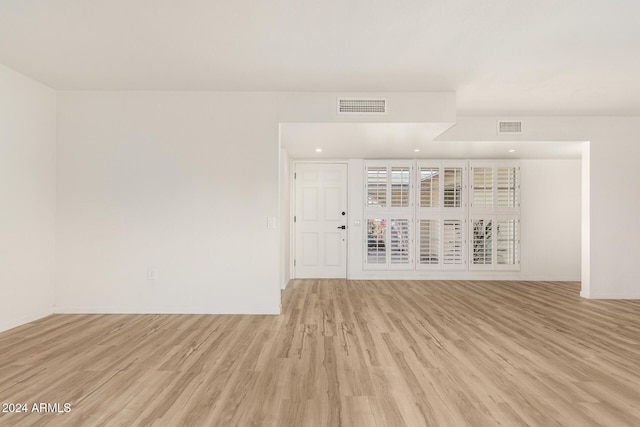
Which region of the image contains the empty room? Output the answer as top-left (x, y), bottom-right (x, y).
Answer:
top-left (1, 1), bottom-right (640, 426)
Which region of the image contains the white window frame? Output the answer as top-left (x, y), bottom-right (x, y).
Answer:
top-left (469, 215), bottom-right (520, 271)
top-left (469, 160), bottom-right (520, 271)
top-left (364, 216), bottom-right (390, 270)
top-left (416, 161), bottom-right (467, 214)
top-left (364, 161), bottom-right (415, 270)
top-left (362, 159), bottom-right (521, 272)
top-left (416, 214), bottom-right (466, 271)
top-left (470, 161), bottom-right (520, 213)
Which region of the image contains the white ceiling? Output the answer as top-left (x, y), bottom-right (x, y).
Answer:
top-left (1, 0), bottom-right (640, 115)
top-left (281, 123), bottom-right (584, 159)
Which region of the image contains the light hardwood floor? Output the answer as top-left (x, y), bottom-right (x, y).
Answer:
top-left (1, 280), bottom-right (640, 426)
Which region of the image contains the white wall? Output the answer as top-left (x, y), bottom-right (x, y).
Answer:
top-left (279, 146), bottom-right (291, 289)
top-left (439, 116), bottom-right (640, 298)
top-left (3, 83), bottom-right (636, 335)
top-left (56, 92), bottom-right (282, 314)
top-left (587, 121), bottom-right (640, 298)
top-left (581, 143), bottom-right (590, 297)
top-left (345, 158), bottom-right (581, 281)
top-left (0, 64), bottom-right (56, 332)
top-left (55, 92), bottom-right (454, 314)
top-left (520, 159), bottom-right (581, 280)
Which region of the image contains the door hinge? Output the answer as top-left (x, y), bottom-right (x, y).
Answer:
top-left (294, 259), bottom-right (296, 266)
top-left (294, 216), bottom-right (296, 223)
top-left (294, 172), bottom-right (297, 179)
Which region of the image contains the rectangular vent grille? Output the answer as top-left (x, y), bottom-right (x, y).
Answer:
top-left (497, 120), bottom-right (523, 134)
top-left (338, 98), bottom-right (386, 114)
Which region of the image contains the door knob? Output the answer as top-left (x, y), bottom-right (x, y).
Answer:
top-left (337, 225), bottom-right (346, 230)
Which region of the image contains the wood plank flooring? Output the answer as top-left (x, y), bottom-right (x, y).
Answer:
top-left (1, 280), bottom-right (640, 426)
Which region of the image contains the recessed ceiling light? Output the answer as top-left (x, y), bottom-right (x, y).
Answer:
top-left (508, 149), bottom-right (516, 153)
top-left (413, 148), bottom-right (421, 152)
top-left (315, 148), bottom-right (322, 153)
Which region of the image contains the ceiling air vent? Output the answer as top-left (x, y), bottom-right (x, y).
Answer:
top-left (337, 98), bottom-right (387, 114)
top-left (497, 120), bottom-right (523, 134)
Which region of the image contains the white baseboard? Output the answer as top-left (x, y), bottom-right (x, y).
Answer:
top-left (0, 308), bottom-right (54, 334)
top-left (54, 306), bottom-right (280, 315)
top-left (580, 291), bottom-right (640, 300)
top-left (348, 273), bottom-right (581, 282)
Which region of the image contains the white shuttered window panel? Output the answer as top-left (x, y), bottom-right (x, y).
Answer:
top-left (364, 161), bottom-right (414, 270)
top-left (366, 218), bottom-right (387, 267)
top-left (470, 216), bottom-right (520, 270)
top-left (418, 219), bottom-right (440, 266)
top-left (471, 162), bottom-right (520, 213)
top-left (391, 167), bottom-right (411, 208)
top-left (443, 167), bottom-right (463, 208)
top-left (443, 218), bottom-right (465, 268)
top-left (367, 166), bottom-right (387, 208)
top-left (496, 218), bottom-right (519, 265)
top-left (416, 216), bottom-right (465, 270)
top-left (497, 167), bottom-right (520, 209)
top-left (389, 218), bottom-right (412, 267)
top-left (419, 167), bottom-right (440, 208)
top-left (417, 162), bottom-right (466, 214)
top-left (362, 160), bottom-right (519, 272)
top-left (471, 219), bottom-right (493, 266)
top-left (472, 167), bottom-right (493, 208)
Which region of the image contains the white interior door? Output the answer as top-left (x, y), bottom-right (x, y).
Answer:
top-left (294, 163), bottom-right (348, 278)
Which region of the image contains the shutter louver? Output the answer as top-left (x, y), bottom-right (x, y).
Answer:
top-left (419, 167), bottom-right (440, 208)
top-left (367, 167), bottom-right (387, 208)
top-left (443, 167), bottom-right (463, 208)
top-left (473, 168), bottom-right (493, 208)
top-left (497, 219), bottom-right (519, 265)
top-left (472, 219), bottom-right (493, 265)
top-left (497, 167), bottom-right (519, 208)
top-left (391, 167), bottom-right (411, 208)
top-left (389, 218), bottom-right (411, 265)
top-left (443, 219), bottom-right (464, 266)
top-left (366, 218), bottom-right (387, 265)
top-left (418, 219), bottom-right (439, 265)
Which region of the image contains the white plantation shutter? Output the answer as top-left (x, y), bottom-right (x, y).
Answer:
top-left (418, 162), bottom-right (465, 213)
top-left (442, 218), bottom-right (465, 268)
top-left (443, 167), bottom-right (463, 208)
top-left (497, 166), bottom-right (520, 209)
top-left (419, 167), bottom-right (440, 208)
top-left (469, 161), bottom-right (520, 270)
top-left (472, 167), bottom-right (493, 208)
top-left (471, 162), bottom-right (520, 212)
top-left (363, 160), bottom-right (519, 272)
top-left (471, 218), bottom-right (493, 267)
top-left (365, 218), bottom-right (387, 267)
top-left (364, 161), bottom-right (413, 270)
top-left (389, 218), bottom-right (412, 268)
top-left (417, 216), bottom-right (465, 270)
top-left (391, 167), bottom-right (411, 208)
top-left (496, 218), bottom-right (519, 266)
top-left (417, 218), bottom-right (440, 266)
top-left (364, 216), bottom-right (412, 270)
top-left (415, 163), bottom-right (466, 271)
top-left (367, 166), bottom-right (387, 208)
top-left (366, 162), bottom-right (414, 211)
top-left (470, 216), bottom-right (520, 270)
